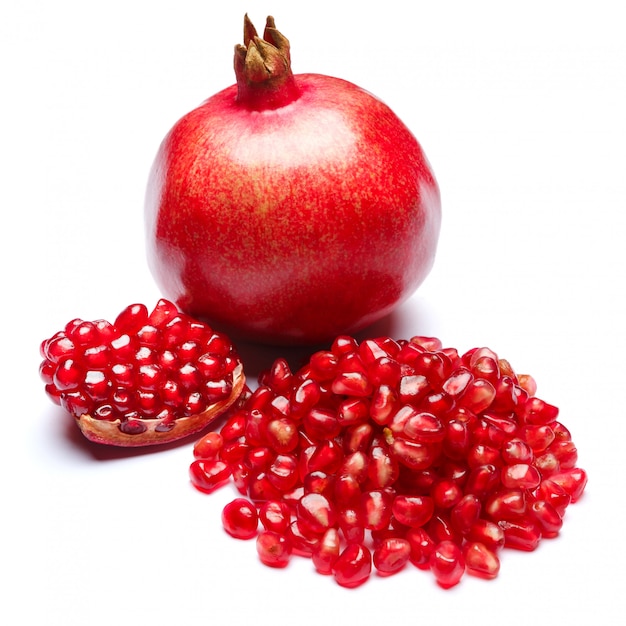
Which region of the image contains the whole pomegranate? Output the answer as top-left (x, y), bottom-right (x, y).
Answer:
top-left (145, 15), bottom-right (441, 345)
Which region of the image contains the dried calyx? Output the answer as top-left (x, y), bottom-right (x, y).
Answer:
top-left (234, 15), bottom-right (301, 110)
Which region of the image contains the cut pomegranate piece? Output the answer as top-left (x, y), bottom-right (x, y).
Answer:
top-left (40, 299), bottom-right (245, 446)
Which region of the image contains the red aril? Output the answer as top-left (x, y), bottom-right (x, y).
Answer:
top-left (145, 15), bottom-right (441, 346)
top-left (188, 333), bottom-right (587, 589)
top-left (332, 543), bottom-right (372, 588)
top-left (430, 540), bottom-right (465, 588)
top-left (256, 531), bottom-right (292, 568)
top-left (221, 498), bottom-right (259, 539)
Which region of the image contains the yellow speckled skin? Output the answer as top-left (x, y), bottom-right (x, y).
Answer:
top-left (145, 73), bottom-right (441, 345)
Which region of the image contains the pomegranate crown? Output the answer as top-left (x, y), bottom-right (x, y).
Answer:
top-left (234, 15), bottom-right (301, 110)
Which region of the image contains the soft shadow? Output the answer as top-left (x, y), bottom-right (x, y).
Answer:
top-left (233, 297), bottom-right (434, 381)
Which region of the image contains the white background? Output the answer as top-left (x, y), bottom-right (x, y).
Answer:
top-left (2, 0), bottom-right (624, 624)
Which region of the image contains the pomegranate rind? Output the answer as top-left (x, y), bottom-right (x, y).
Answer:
top-left (75, 364), bottom-right (245, 447)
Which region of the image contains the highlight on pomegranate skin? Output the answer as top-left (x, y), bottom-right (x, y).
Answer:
top-left (39, 299), bottom-right (245, 446)
top-left (190, 334), bottom-right (588, 588)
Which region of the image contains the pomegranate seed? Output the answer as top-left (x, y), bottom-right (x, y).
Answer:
top-left (464, 542), bottom-right (500, 579)
top-left (529, 500), bottom-right (563, 538)
top-left (266, 454), bottom-right (299, 492)
top-left (406, 527), bottom-right (435, 569)
top-left (259, 500), bottom-right (291, 534)
top-left (256, 531), bottom-right (291, 568)
top-left (546, 468), bottom-right (588, 502)
top-left (297, 493), bottom-right (336, 534)
top-left (392, 495), bottom-right (435, 528)
top-left (431, 478), bottom-right (463, 509)
top-left (333, 543), bottom-right (372, 588)
top-left (287, 519), bottom-right (321, 556)
top-left (337, 507), bottom-right (365, 544)
top-left (222, 498), bottom-right (259, 539)
top-left (430, 540), bottom-right (465, 588)
top-left (467, 518), bottom-right (506, 552)
top-left (501, 463), bottom-right (542, 490)
top-left (189, 460), bottom-right (231, 493)
top-left (312, 527), bottom-right (341, 574)
top-left (373, 536), bottom-right (411, 575)
top-left (498, 517), bottom-right (542, 551)
top-left (450, 494), bottom-right (482, 535)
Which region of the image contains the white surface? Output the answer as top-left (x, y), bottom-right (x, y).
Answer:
top-left (2, 0), bottom-right (624, 624)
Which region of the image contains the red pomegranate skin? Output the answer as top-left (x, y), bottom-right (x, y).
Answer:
top-left (145, 18), bottom-right (441, 346)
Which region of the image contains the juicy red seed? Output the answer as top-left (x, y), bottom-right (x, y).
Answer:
top-left (442, 367), bottom-right (473, 397)
top-left (501, 463), bottom-right (542, 490)
top-left (373, 537), bottom-right (411, 575)
top-left (222, 498), bottom-right (259, 540)
top-left (523, 397), bottom-right (559, 425)
top-left (303, 407), bottom-right (341, 440)
top-left (392, 495), bottom-right (435, 528)
top-left (451, 494), bottom-right (482, 535)
top-left (535, 479), bottom-right (572, 515)
top-left (370, 384), bottom-right (398, 425)
top-left (308, 350), bottom-right (340, 381)
top-left (367, 445), bottom-right (399, 488)
top-left (361, 490), bottom-right (392, 531)
top-left (287, 519), bottom-right (321, 556)
top-left (43, 334), bottom-right (76, 363)
top-left (398, 374), bottom-right (429, 404)
top-left (114, 303), bottom-right (149, 334)
top-left (331, 370), bottom-right (373, 397)
top-left (519, 424), bottom-right (556, 452)
top-left (204, 378), bottom-right (232, 403)
top-left (529, 500), bottom-right (563, 538)
top-left (333, 543), bottom-right (372, 588)
top-left (430, 540), bottom-right (465, 588)
top-left (402, 411), bottom-right (445, 443)
top-left (464, 542), bottom-right (500, 579)
top-left (338, 507), bottom-right (365, 544)
top-left (406, 527), bottom-right (435, 569)
top-left (297, 493), bottom-right (336, 534)
top-left (390, 437), bottom-right (440, 470)
top-left (467, 518), bottom-right (506, 552)
top-left (259, 500), bottom-right (291, 534)
top-left (485, 489), bottom-right (527, 521)
top-left (290, 378), bottom-right (321, 416)
top-left (312, 528), bottom-right (341, 575)
top-left (193, 431), bottom-right (224, 460)
top-left (502, 438), bottom-right (535, 464)
top-left (256, 531), bottom-right (291, 568)
top-left (189, 460), bottom-right (231, 493)
top-left (547, 468), bottom-right (588, 502)
top-left (431, 479), bottom-right (463, 509)
top-left (247, 473), bottom-right (283, 502)
top-left (459, 379), bottom-right (496, 413)
top-left (498, 517), bottom-right (542, 551)
top-left (53, 359), bottom-right (83, 390)
top-left (337, 398), bottom-right (369, 426)
top-left (266, 454), bottom-right (299, 492)
top-left (334, 473), bottom-right (362, 506)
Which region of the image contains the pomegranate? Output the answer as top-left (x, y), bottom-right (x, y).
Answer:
top-left (145, 15), bottom-right (441, 345)
top-left (39, 299), bottom-right (245, 446)
top-left (191, 334), bottom-right (587, 588)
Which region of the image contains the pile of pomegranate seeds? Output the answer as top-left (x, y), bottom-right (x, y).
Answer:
top-left (40, 299), bottom-right (244, 446)
top-left (190, 335), bottom-right (587, 588)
